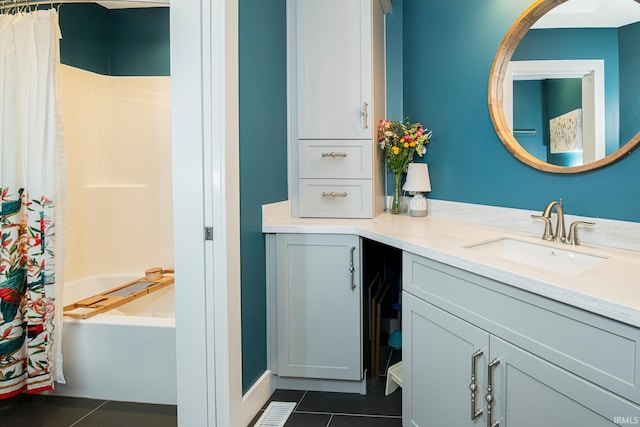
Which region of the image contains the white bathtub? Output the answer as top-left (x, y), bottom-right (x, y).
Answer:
top-left (55, 274), bottom-right (177, 404)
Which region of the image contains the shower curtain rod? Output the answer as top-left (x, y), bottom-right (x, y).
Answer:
top-left (0, 0), bottom-right (168, 11)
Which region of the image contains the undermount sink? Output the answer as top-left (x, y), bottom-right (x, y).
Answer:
top-left (465, 237), bottom-right (608, 275)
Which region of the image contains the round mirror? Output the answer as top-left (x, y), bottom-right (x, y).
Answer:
top-left (489, 0), bottom-right (640, 173)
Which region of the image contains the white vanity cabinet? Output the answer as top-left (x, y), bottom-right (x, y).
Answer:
top-left (287, 0), bottom-right (387, 218)
top-left (274, 233), bottom-right (362, 381)
top-left (403, 291), bottom-right (490, 426)
top-left (403, 252), bottom-right (640, 427)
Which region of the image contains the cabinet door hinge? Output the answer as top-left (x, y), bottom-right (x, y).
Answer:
top-left (204, 227), bottom-right (213, 241)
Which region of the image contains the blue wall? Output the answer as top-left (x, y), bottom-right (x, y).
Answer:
top-left (513, 80), bottom-right (545, 161)
top-left (619, 21), bottom-right (640, 144)
top-left (59, 3), bottom-right (109, 74)
top-left (109, 8), bottom-right (170, 76)
top-left (239, 0), bottom-right (288, 393)
top-left (59, 4), bottom-right (169, 76)
top-left (399, 0), bottom-right (640, 222)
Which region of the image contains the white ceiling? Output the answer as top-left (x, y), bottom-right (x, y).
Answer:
top-left (532, 0), bottom-right (640, 28)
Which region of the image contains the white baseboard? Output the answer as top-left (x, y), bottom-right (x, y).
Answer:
top-left (241, 370), bottom-right (273, 427)
top-left (273, 375), bottom-right (366, 395)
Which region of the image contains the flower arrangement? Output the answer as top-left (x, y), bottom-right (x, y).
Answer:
top-left (378, 118), bottom-right (432, 214)
top-left (378, 118), bottom-right (432, 174)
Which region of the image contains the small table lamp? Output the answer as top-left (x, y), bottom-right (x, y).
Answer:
top-left (403, 163), bottom-right (431, 217)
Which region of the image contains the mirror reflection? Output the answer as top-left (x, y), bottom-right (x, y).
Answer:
top-left (504, 0), bottom-right (640, 168)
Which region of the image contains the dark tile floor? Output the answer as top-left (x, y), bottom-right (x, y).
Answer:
top-left (0, 394), bottom-right (177, 427)
top-left (1, 348), bottom-right (401, 427)
top-left (248, 347), bottom-right (403, 427)
top-left (249, 380), bottom-right (402, 427)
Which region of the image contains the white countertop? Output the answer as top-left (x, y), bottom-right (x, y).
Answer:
top-left (263, 201), bottom-right (640, 328)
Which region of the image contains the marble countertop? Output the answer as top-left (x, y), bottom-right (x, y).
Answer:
top-left (263, 201), bottom-right (640, 328)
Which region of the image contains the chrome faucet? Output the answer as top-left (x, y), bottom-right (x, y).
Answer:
top-left (532, 199), bottom-right (595, 245)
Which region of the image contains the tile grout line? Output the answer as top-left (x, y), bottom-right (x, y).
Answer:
top-left (330, 412), bottom-right (402, 419)
top-left (67, 399), bottom-right (110, 427)
top-left (292, 410), bottom-right (402, 419)
top-left (293, 391), bottom-right (307, 412)
top-left (294, 410), bottom-right (333, 415)
top-left (325, 413), bottom-right (334, 427)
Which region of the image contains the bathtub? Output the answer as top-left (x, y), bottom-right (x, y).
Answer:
top-left (55, 274), bottom-right (176, 405)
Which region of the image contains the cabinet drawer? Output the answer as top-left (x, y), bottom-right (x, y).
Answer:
top-left (403, 252), bottom-right (640, 405)
top-left (298, 140), bottom-right (372, 179)
top-left (299, 179), bottom-right (372, 218)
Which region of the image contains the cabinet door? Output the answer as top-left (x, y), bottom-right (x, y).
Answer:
top-left (403, 291), bottom-right (490, 427)
top-left (276, 234), bottom-right (361, 380)
top-left (490, 336), bottom-right (640, 427)
top-left (294, 0), bottom-right (372, 139)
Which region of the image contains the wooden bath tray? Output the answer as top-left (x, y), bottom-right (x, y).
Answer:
top-left (63, 268), bottom-right (174, 319)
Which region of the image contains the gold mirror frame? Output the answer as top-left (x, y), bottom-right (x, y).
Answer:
top-left (488, 0), bottom-right (640, 173)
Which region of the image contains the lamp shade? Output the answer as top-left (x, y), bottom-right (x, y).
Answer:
top-left (403, 163), bottom-right (431, 192)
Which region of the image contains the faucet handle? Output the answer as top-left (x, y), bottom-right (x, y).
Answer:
top-left (531, 214), bottom-right (554, 241)
top-left (567, 221), bottom-right (595, 246)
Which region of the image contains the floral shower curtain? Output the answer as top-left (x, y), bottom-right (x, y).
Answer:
top-left (0, 9), bottom-right (66, 399)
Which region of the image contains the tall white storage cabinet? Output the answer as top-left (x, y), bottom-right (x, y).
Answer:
top-left (288, 0), bottom-right (389, 218)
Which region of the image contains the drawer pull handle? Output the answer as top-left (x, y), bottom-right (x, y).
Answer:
top-left (321, 152), bottom-right (349, 158)
top-left (362, 102), bottom-right (369, 129)
top-left (349, 246), bottom-right (356, 290)
top-left (321, 192), bottom-right (348, 198)
top-left (486, 358), bottom-right (500, 427)
top-left (470, 349), bottom-right (484, 420)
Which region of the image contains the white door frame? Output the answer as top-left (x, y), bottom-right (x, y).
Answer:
top-left (171, 0), bottom-right (242, 425)
top-left (504, 59), bottom-right (606, 162)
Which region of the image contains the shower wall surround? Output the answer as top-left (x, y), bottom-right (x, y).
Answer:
top-left (62, 66), bottom-right (172, 281)
top-left (58, 5), bottom-right (172, 281)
